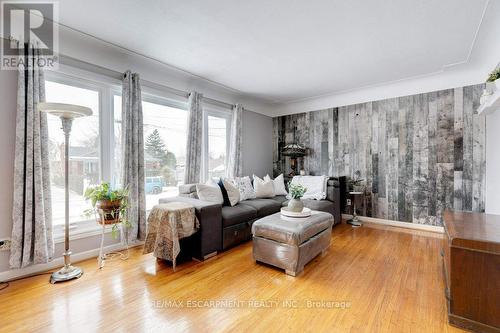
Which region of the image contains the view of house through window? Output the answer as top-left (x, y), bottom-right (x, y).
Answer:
top-left (46, 72), bottom-right (227, 229)
top-left (114, 95), bottom-right (188, 211)
top-left (45, 80), bottom-right (100, 226)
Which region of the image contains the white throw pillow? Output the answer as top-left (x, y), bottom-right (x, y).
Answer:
top-left (196, 180), bottom-right (224, 204)
top-left (231, 176), bottom-right (256, 201)
top-left (222, 179), bottom-right (240, 206)
top-left (264, 174), bottom-right (288, 196)
top-left (289, 175), bottom-right (329, 200)
top-left (253, 175), bottom-right (275, 198)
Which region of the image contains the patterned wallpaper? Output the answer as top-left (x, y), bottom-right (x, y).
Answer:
top-left (273, 84), bottom-right (486, 225)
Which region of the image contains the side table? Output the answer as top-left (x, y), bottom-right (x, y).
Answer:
top-left (347, 191), bottom-right (364, 227)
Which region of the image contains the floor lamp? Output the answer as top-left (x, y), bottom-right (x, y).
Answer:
top-left (38, 102), bottom-right (93, 284)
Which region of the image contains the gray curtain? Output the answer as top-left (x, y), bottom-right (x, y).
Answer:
top-left (10, 45), bottom-right (54, 268)
top-left (228, 104), bottom-right (243, 178)
top-left (121, 70), bottom-right (146, 241)
top-left (184, 91), bottom-right (203, 183)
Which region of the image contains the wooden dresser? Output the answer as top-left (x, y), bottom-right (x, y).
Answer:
top-left (442, 210), bottom-right (500, 333)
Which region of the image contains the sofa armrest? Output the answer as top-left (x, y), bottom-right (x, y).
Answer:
top-left (179, 183), bottom-right (198, 197)
top-left (159, 196), bottom-right (222, 259)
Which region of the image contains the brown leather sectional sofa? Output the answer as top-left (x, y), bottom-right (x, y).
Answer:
top-left (159, 178), bottom-right (343, 260)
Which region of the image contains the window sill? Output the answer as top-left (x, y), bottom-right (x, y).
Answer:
top-left (53, 223), bottom-right (114, 244)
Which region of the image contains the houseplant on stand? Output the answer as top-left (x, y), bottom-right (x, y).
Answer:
top-left (84, 182), bottom-right (130, 268)
top-left (287, 182), bottom-right (307, 212)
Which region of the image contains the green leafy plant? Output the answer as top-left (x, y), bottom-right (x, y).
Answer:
top-left (83, 182), bottom-right (131, 238)
top-left (288, 182), bottom-right (307, 199)
top-left (487, 67), bottom-right (500, 82)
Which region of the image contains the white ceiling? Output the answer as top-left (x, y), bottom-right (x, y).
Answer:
top-left (55, 0), bottom-right (489, 104)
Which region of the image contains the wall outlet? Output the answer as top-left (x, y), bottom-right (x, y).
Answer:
top-left (346, 199), bottom-right (352, 206)
top-left (0, 239), bottom-right (11, 251)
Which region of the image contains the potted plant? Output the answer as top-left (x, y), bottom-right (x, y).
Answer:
top-left (287, 182), bottom-right (307, 212)
top-left (483, 67), bottom-right (500, 101)
top-left (84, 182), bottom-right (130, 238)
top-left (349, 170), bottom-right (366, 193)
top-left (487, 67), bottom-right (500, 84)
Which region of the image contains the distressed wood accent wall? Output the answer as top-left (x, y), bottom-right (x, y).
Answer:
top-left (273, 84), bottom-right (486, 225)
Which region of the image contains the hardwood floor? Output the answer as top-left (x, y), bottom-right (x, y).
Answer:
top-left (1, 222), bottom-right (466, 333)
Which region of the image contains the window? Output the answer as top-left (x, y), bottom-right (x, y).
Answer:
top-left (45, 69), bottom-right (232, 236)
top-left (204, 110), bottom-right (231, 181)
top-left (45, 71), bottom-right (121, 237)
top-left (45, 80), bottom-right (101, 227)
top-left (114, 94), bottom-right (188, 212)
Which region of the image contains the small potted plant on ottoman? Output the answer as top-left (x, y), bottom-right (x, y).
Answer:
top-left (287, 183), bottom-right (307, 212)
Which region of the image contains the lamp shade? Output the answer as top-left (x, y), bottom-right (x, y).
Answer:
top-left (38, 102), bottom-right (92, 119)
top-left (282, 143), bottom-right (306, 157)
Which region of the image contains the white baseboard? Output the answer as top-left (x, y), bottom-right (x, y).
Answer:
top-left (0, 241), bottom-right (143, 282)
top-left (341, 214), bottom-right (444, 233)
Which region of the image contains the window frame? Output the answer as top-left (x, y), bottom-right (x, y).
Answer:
top-left (45, 70), bottom-right (120, 241)
top-left (45, 67), bottom-right (233, 241)
top-left (202, 108), bottom-right (232, 182)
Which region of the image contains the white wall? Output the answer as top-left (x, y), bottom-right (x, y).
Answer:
top-left (242, 110), bottom-right (273, 177)
top-left (0, 69), bottom-right (17, 272)
top-left (486, 110), bottom-right (500, 215)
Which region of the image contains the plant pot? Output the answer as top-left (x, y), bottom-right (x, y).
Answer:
top-left (288, 198), bottom-right (304, 213)
top-left (480, 89), bottom-right (492, 105)
top-left (486, 79), bottom-right (500, 94)
top-left (95, 199), bottom-right (122, 225)
top-left (352, 184), bottom-right (365, 193)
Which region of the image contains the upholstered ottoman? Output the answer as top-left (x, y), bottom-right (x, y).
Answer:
top-left (252, 211), bottom-right (334, 276)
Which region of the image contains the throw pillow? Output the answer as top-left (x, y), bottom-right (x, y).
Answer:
top-left (222, 179), bottom-right (240, 206)
top-left (232, 176), bottom-right (256, 201)
top-left (217, 178), bottom-right (231, 206)
top-left (253, 175), bottom-right (275, 198)
top-left (196, 180), bottom-right (224, 204)
top-left (289, 175), bottom-right (328, 200)
top-left (264, 173), bottom-right (288, 196)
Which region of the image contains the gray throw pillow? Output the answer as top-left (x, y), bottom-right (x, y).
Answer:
top-left (196, 181), bottom-right (224, 204)
top-left (222, 179), bottom-right (240, 206)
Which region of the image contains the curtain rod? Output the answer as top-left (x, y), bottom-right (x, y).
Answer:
top-left (59, 54), bottom-right (237, 110)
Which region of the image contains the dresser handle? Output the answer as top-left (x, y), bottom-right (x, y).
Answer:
top-left (440, 249), bottom-right (444, 257)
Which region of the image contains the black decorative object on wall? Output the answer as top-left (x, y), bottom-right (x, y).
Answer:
top-left (281, 123), bottom-right (307, 177)
top-left (273, 84), bottom-right (486, 226)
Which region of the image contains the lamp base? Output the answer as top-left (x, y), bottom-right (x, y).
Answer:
top-left (50, 265), bottom-right (83, 284)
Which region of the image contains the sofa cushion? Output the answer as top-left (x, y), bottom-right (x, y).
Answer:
top-left (282, 199), bottom-right (335, 217)
top-left (221, 204), bottom-right (258, 227)
top-left (270, 195), bottom-right (288, 205)
top-left (239, 199), bottom-right (281, 217)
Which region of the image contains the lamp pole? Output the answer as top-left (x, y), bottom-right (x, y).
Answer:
top-left (62, 118), bottom-right (74, 270)
top-left (50, 116), bottom-right (83, 284)
top-left (38, 102), bottom-right (92, 284)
